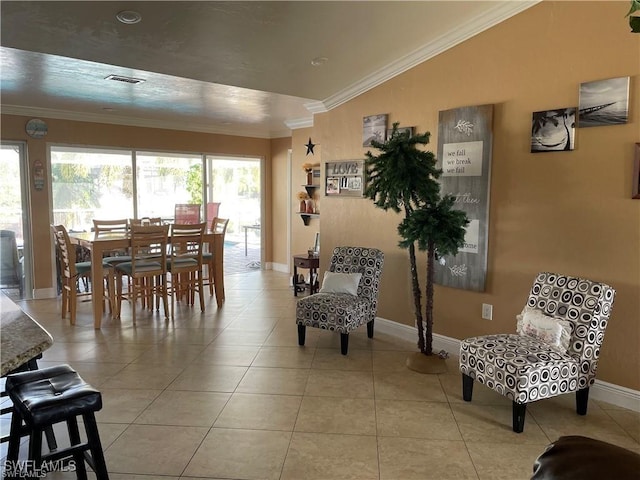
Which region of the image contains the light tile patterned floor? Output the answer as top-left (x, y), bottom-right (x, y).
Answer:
top-left (1, 270), bottom-right (639, 479)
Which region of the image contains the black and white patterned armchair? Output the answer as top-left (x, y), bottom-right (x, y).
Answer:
top-left (459, 272), bottom-right (615, 433)
top-left (296, 246), bottom-right (384, 355)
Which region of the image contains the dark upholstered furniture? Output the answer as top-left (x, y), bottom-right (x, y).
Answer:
top-left (531, 436), bottom-right (640, 480)
top-left (296, 246), bottom-right (384, 355)
top-left (459, 272), bottom-right (616, 432)
top-left (5, 364), bottom-right (109, 479)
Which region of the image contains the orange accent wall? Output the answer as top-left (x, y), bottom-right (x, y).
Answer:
top-left (299, 2), bottom-right (640, 390)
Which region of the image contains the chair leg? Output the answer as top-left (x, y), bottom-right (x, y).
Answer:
top-left (367, 319), bottom-right (374, 338)
top-left (462, 373), bottom-right (474, 401)
top-left (512, 401), bottom-right (527, 433)
top-left (340, 333), bottom-right (349, 355)
top-left (576, 387), bottom-right (590, 415)
top-left (297, 324), bottom-right (306, 346)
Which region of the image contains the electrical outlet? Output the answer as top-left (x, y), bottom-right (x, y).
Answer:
top-left (482, 303), bottom-right (493, 320)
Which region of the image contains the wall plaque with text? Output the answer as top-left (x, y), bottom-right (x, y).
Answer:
top-left (434, 104), bottom-right (493, 291)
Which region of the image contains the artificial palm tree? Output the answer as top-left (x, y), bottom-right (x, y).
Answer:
top-left (365, 123), bottom-right (468, 371)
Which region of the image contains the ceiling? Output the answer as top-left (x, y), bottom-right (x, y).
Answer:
top-left (0, 1), bottom-right (537, 138)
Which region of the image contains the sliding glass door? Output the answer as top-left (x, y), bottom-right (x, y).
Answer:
top-left (0, 143), bottom-right (32, 299)
top-left (136, 152), bottom-right (203, 222)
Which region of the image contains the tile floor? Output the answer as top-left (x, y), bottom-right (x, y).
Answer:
top-left (1, 270), bottom-right (639, 479)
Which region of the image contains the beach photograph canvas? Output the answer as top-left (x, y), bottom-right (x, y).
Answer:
top-left (530, 108), bottom-right (576, 153)
top-left (578, 76), bottom-right (629, 127)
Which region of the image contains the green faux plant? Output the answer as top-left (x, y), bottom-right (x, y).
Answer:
top-left (627, 0), bottom-right (640, 32)
top-left (365, 123), bottom-right (469, 358)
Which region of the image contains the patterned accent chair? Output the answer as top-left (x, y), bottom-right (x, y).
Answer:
top-left (296, 246), bottom-right (384, 355)
top-left (459, 272), bottom-right (616, 433)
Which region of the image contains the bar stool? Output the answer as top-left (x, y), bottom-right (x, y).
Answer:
top-left (5, 364), bottom-right (109, 480)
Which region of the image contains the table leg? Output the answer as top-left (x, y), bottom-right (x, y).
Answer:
top-left (244, 227), bottom-right (248, 256)
top-left (293, 264), bottom-right (298, 297)
top-left (212, 235), bottom-right (224, 308)
top-left (90, 243), bottom-right (105, 329)
top-left (310, 267), bottom-right (317, 294)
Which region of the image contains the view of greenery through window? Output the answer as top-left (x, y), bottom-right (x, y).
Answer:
top-left (0, 145), bottom-right (24, 241)
top-left (50, 147), bottom-right (261, 247)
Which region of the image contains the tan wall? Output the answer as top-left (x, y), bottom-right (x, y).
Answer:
top-left (290, 127), bottom-right (322, 263)
top-left (298, 2), bottom-right (640, 390)
top-left (0, 115), bottom-right (274, 291)
top-left (270, 136), bottom-right (292, 267)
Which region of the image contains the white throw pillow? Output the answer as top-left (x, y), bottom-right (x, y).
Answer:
top-left (517, 306), bottom-right (571, 353)
top-left (319, 272), bottom-right (362, 296)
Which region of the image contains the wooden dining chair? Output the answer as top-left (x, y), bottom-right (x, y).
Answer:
top-left (167, 222), bottom-right (206, 319)
top-left (129, 217), bottom-right (163, 226)
top-left (203, 217), bottom-right (229, 300)
top-left (51, 225), bottom-right (111, 324)
top-left (114, 224), bottom-right (170, 325)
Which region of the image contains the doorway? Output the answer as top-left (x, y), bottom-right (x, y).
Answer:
top-left (0, 143), bottom-right (32, 299)
top-left (206, 156), bottom-right (262, 274)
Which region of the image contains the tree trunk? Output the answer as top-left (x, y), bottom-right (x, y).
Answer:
top-left (405, 205), bottom-right (424, 353)
top-left (424, 240), bottom-right (435, 356)
top-left (409, 242), bottom-right (425, 353)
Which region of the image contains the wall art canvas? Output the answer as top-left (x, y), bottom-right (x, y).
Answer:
top-left (578, 76), bottom-right (630, 128)
top-left (435, 104), bottom-right (493, 292)
top-left (363, 114), bottom-right (387, 147)
top-left (386, 126), bottom-right (414, 138)
top-left (530, 108), bottom-right (576, 153)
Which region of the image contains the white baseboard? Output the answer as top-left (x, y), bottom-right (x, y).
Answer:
top-left (270, 262), bottom-right (289, 273)
top-left (375, 316), bottom-right (640, 413)
top-left (33, 287), bottom-right (56, 299)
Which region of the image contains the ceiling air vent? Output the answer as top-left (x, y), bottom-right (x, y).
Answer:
top-left (105, 74), bottom-right (145, 85)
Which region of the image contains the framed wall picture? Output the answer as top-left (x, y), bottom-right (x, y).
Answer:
top-left (633, 143), bottom-right (640, 199)
top-left (578, 76), bottom-right (630, 128)
top-left (531, 108), bottom-right (576, 153)
top-left (363, 114), bottom-right (387, 147)
top-left (387, 126), bottom-right (414, 138)
top-left (325, 160), bottom-right (365, 197)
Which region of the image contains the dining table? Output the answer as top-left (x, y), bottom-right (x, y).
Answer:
top-left (68, 229), bottom-right (225, 328)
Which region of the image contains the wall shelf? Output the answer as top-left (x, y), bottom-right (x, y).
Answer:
top-left (303, 184), bottom-right (319, 197)
top-left (299, 213), bottom-right (319, 226)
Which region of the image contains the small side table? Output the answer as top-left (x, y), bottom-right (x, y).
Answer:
top-left (293, 254), bottom-right (320, 297)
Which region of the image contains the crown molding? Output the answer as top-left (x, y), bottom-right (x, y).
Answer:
top-left (322, 0), bottom-right (540, 110)
top-left (0, 105), bottom-right (292, 139)
top-left (284, 116), bottom-right (313, 130)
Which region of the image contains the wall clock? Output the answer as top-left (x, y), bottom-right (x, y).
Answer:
top-left (25, 118), bottom-right (48, 139)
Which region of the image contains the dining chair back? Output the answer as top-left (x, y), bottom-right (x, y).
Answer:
top-left (206, 202), bottom-right (221, 223)
top-left (129, 217), bottom-right (163, 226)
top-left (50, 225), bottom-right (93, 324)
top-left (174, 204), bottom-right (201, 224)
top-left (93, 219), bottom-right (130, 262)
top-left (203, 217), bottom-right (229, 301)
top-left (114, 224), bottom-right (170, 324)
top-left (168, 222), bottom-right (206, 319)
top-left (0, 230), bottom-right (23, 296)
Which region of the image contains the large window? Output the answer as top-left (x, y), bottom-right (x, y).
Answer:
top-left (51, 147), bottom-right (133, 231)
top-left (136, 152), bottom-right (203, 221)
